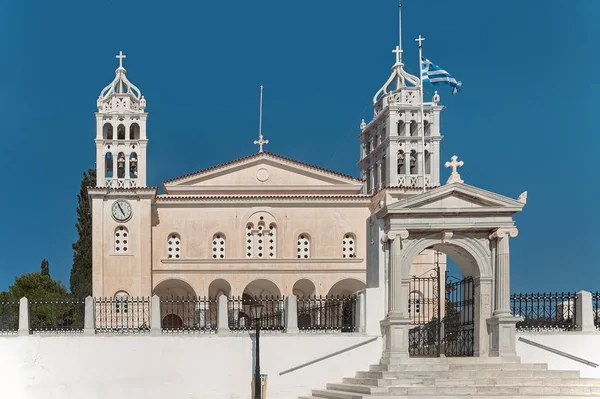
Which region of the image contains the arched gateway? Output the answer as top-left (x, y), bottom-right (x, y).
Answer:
top-left (375, 181), bottom-right (526, 362)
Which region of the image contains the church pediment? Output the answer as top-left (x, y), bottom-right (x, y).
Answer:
top-left (162, 152), bottom-right (363, 195)
top-left (382, 183), bottom-right (525, 215)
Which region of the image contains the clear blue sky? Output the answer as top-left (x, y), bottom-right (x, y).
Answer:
top-left (0, 0), bottom-right (598, 294)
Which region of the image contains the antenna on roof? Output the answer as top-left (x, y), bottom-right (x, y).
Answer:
top-left (253, 85), bottom-right (269, 153)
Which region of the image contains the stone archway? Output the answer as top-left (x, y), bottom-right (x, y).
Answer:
top-left (381, 228), bottom-right (516, 362)
top-left (400, 233), bottom-right (491, 357)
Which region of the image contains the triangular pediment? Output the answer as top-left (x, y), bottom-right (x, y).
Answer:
top-left (384, 183), bottom-right (525, 214)
top-left (162, 152), bottom-right (363, 195)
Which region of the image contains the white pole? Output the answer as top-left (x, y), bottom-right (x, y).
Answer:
top-left (259, 85), bottom-right (264, 139)
top-left (417, 36), bottom-right (426, 193)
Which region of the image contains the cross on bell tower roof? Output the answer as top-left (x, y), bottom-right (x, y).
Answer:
top-left (116, 51), bottom-right (126, 69)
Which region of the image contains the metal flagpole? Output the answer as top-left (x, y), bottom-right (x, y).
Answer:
top-left (416, 35), bottom-right (426, 193)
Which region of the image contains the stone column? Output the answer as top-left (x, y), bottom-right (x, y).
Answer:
top-left (381, 230), bottom-right (411, 364)
top-left (491, 228), bottom-right (518, 315)
top-left (487, 227), bottom-right (520, 358)
top-left (84, 296), bottom-right (95, 336)
top-left (575, 291), bottom-right (596, 332)
top-left (150, 295), bottom-right (161, 335)
top-left (285, 294), bottom-right (299, 334)
top-left (18, 297), bottom-right (29, 336)
top-left (217, 295), bottom-right (230, 334)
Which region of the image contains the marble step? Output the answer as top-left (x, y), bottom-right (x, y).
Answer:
top-left (369, 362), bottom-right (548, 372)
top-left (356, 369), bottom-right (581, 380)
top-left (301, 396), bottom-right (600, 399)
top-left (344, 376), bottom-right (600, 388)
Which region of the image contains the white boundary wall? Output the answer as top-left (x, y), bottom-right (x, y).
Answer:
top-left (516, 332), bottom-right (600, 379)
top-left (0, 334), bottom-right (382, 399)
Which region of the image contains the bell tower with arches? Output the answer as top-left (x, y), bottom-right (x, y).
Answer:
top-left (95, 51), bottom-right (148, 188)
top-left (358, 45), bottom-right (443, 193)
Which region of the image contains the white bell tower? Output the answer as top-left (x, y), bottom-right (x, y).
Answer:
top-left (358, 36), bottom-right (444, 193)
top-left (95, 51), bottom-right (148, 188)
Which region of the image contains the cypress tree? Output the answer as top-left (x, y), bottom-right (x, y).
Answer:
top-left (40, 258), bottom-right (50, 276)
top-left (69, 169), bottom-right (96, 298)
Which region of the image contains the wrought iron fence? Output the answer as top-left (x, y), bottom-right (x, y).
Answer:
top-left (160, 296), bottom-right (217, 333)
top-left (29, 298), bottom-right (85, 333)
top-left (297, 295), bottom-right (358, 332)
top-left (94, 297), bottom-right (151, 334)
top-left (228, 295), bottom-right (285, 331)
top-left (511, 292), bottom-right (577, 331)
top-left (0, 300), bottom-right (19, 334)
top-left (594, 292), bottom-right (600, 328)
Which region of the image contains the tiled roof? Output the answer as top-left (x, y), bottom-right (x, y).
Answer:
top-left (162, 152), bottom-right (363, 184)
top-left (156, 194), bottom-right (372, 201)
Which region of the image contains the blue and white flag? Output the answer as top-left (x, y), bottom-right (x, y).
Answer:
top-left (421, 57), bottom-right (462, 94)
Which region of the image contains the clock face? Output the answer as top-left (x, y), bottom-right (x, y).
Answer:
top-left (112, 200), bottom-right (132, 222)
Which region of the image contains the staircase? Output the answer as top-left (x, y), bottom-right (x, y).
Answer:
top-left (299, 357), bottom-right (600, 398)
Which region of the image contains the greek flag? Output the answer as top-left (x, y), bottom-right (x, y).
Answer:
top-left (421, 57), bottom-right (462, 94)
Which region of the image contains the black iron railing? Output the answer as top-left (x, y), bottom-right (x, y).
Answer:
top-left (511, 292), bottom-right (577, 331)
top-left (228, 295), bottom-right (285, 331)
top-left (0, 300), bottom-right (19, 334)
top-left (29, 298), bottom-right (85, 333)
top-left (160, 296), bottom-right (217, 333)
top-left (94, 297), bottom-right (151, 334)
top-left (594, 292), bottom-right (599, 328)
top-left (297, 295), bottom-right (358, 332)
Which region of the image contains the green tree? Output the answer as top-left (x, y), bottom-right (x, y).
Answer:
top-left (40, 259), bottom-right (50, 276)
top-left (69, 168), bottom-right (96, 298)
top-left (0, 264), bottom-right (74, 331)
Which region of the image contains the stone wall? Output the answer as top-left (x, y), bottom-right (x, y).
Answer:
top-left (0, 334), bottom-right (382, 399)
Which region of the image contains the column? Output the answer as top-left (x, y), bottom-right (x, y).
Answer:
top-left (387, 231), bottom-right (409, 316)
top-left (490, 228), bottom-right (518, 315)
top-left (150, 295), bottom-right (161, 334)
top-left (487, 227), bottom-right (520, 358)
top-left (380, 230), bottom-right (411, 364)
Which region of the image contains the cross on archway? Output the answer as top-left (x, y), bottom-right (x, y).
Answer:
top-left (116, 51), bottom-right (126, 68)
top-left (445, 155), bottom-right (464, 184)
top-left (254, 135), bottom-right (269, 153)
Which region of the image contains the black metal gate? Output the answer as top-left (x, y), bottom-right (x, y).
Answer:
top-left (408, 265), bottom-right (475, 357)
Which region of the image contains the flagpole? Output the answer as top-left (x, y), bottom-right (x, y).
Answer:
top-left (417, 35), bottom-right (426, 193)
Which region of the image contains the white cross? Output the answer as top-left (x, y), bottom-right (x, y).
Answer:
top-left (415, 35), bottom-right (425, 48)
top-left (116, 51), bottom-right (126, 68)
top-left (444, 155), bottom-right (464, 184)
top-left (392, 45), bottom-right (403, 64)
top-left (254, 135), bottom-right (269, 153)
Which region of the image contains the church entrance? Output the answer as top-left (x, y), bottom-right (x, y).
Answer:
top-left (408, 252), bottom-right (475, 357)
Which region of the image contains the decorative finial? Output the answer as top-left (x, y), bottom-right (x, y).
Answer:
top-left (432, 91), bottom-right (440, 105)
top-left (517, 191), bottom-right (528, 204)
top-left (254, 85), bottom-right (269, 153)
top-left (116, 51), bottom-right (126, 69)
top-left (360, 119), bottom-right (367, 131)
top-left (444, 155), bottom-right (464, 184)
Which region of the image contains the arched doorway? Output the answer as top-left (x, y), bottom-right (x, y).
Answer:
top-left (406, 247), bottom-right (475, 357)
top-left (327, 278), bottom-right (365, 296)
top-left (153, 279), bottom-right (198, 330)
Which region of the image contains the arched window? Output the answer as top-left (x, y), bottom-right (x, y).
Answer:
top-left (397, 150), bottom-right (406, 174)
top-left (245, 224), bottom-right (254, 259)
top-left (129, 123), bottom-right (140, 140)
top-left (268, 223), bottom-right (277, 258)
top-left (105, 153), bottom-right (113, 178)
top-left (114, 226), bottom-right (129, 253)
top-left (410, 150), bottom-right (417, 175)
top-left (410, 121), bottom-right (418, 137)
top-left (381, 156), bottom-right (386, 186)
top-left (167, 233), bottom-right (181, 259)
top-left (408, 291), bottom-right (422, 315)
top-left (397, 120), bottom-right (405, 136)
top-left (342, 233), bottom-right (356, 258)
top-left (117, 152), bottom-right (126, 178)
top-left (103, 123), bottom-right (113, 140)
top-left (424, 120), bottom-right (431, 136)
top-left (297, 234), bottom-right (310, 259)
top-left (115, 291), bottom-right (129, 314)
top-left (117, 124), bottom-right (126, 140)
top-left (425, 150), bottom-right (431, 175)
top-left (212, 233), bottom-right (225, 259)
top-left (129, 152), bottom-right (138, 178)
